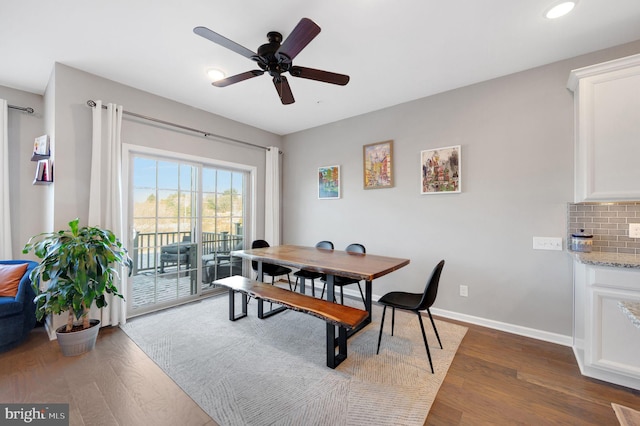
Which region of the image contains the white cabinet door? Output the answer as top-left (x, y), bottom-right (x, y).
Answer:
top-left (574, 262), bottom-right (640, 390)
top-left (568, 54), bottom-right (640, 202)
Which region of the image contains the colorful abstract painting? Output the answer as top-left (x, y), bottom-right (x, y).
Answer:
top-left (421, 145), bottom-right (461, 194)
top-left (318, 165), bottom-right (340, 199)
top-left (363, 140), bottom-right (393, 189)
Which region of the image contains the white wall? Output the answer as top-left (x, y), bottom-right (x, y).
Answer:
top-left (281, 40), bottom-right (640, 341)
top-left (0, 85), bottom-right (45, 256)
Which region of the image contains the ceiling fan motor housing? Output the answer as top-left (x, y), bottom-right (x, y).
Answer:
top-left (255, 31), bottom-right (291, 77)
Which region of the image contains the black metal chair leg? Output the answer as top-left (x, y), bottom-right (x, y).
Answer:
top-left (391, 307), bottom-right (396, 336)
top-left (427, 308), bottom-right (442, 349)
top-left (376, 305), bottom-right (387, 354)
top-left (356, 283), bottom-right (366, 306)
top-left (417, 312), bottom-right (434, 374)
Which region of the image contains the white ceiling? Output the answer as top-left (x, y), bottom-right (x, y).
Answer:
top-left (2, 1), bottom-right (640, 135)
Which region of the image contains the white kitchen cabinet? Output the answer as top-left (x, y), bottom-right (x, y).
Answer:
top-left (567, 53), bottom-right (640, 202)
top-left (573, 260), bottom-right (640, 390)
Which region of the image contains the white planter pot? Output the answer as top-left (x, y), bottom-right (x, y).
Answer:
top-left (55, 319), bottom-right (100, 356)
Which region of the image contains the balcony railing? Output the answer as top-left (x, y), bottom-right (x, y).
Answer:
top-left (132, 231), bottom-right (243, 275)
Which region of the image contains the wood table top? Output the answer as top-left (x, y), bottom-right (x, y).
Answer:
top-left (232, 244), bottom-right (410, 281)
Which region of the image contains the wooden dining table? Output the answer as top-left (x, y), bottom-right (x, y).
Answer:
top-left (231, 244), bottom-right (410, 336)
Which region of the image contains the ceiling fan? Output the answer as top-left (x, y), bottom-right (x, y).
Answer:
top-left (193, 18), bottom-right (350, 105)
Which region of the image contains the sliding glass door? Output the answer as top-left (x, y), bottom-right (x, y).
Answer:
top-left (127, 154), bottom-right (247, 316)
top-left (201, 168), bottom-right (245, 286)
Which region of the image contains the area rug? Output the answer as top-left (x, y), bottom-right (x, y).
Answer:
top-left (612, 403), bottom-right (640, 426)
top-left (121, 292), bottom-right (467, 426)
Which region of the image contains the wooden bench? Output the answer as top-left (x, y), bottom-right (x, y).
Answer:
top-left (213, 275), bottom-right (369, 368)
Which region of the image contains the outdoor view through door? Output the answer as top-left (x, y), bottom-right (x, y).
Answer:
top-left (128, 155), bottom-right (246, 314)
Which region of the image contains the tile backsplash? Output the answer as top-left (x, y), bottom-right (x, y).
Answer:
top-left (568, 202), bottom-right (640, 254)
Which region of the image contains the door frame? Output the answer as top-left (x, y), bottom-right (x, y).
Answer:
top-left (122, 143), bottom-right (257, 318)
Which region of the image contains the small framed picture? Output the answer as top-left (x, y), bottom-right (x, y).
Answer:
top-left (363, 140), bottom-right (393, 189)
top-left (420, 145), bottom-right (461, 194)
top-left (318, 165), bottom-right (340, 199)
top-left (33, 135), bottom-right (50, 156)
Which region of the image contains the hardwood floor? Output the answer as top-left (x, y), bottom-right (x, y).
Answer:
top-left (1, 318), bottom-right (638, 425)
top-left (427, 317), bottom-right (640, 425)
top-left (0, 325), bottom-right (216, 426)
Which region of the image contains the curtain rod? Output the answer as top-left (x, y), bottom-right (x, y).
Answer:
top-left (86, 100), bottom-right (270, 152)
top-left (8, 104), bottom-right (34, 114)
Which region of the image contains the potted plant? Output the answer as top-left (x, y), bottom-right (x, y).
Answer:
top-left (23, 218), bottom-right (132, 356)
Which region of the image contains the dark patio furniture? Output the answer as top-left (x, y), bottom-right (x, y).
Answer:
top-left (159, 236), bottom-right (194, 274)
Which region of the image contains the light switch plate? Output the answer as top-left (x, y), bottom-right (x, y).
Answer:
top-left (630, 223), bottom-right (640, 238)
top-left (533, 237), bottom-right (563, 251)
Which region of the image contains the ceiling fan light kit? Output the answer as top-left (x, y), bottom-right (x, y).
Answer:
top-left (206, 68), bottom-right (225, 81)
top-left (194, 18), bottom-right (350, 105)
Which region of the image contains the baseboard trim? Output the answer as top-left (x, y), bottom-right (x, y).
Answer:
top-left (296, 281), bottom-right (573, 347)
top-left (429, 307), bottom-right (573, 347)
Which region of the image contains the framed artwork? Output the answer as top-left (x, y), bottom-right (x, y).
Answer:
top-left (420, 145), bottom-right (461, 194)
top-left (318, 165), bottom-right (340, 199)
top-left (363, 140), bottom-right (393, 189)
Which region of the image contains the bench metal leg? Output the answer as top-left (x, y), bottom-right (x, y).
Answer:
top-left (257, 299), bottom-right (287, 319)
top-left (228, 289), bottom-right (248, 321)
top-left (326, 323), bottom-right (348, 369)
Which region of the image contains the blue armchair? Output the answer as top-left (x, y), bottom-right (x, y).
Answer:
top-left (0, 260), bottom-right (38, 353)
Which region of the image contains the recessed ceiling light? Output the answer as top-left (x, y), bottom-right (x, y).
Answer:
top-left (207, 68), bottom-right (225, 81)
top-left (544, 1), bottom-right (578, 19)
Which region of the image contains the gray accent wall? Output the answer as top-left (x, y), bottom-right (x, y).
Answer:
top-left (282, 40), bottom-right (640, 339)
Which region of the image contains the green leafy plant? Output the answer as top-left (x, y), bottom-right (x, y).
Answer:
top-left (23, 218), bottom-right (132, 332)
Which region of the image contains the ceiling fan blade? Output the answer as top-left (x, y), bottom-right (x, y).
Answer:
top-left (194, 26), bottom-right (257, 59)
top-left (276, 18), bottom-right (321, 62)
top-left (273, 76), bottom-right (295, 105)
top-left (212, 70), bottom-right (264, 87)
top-left (289, 66), bottom-right (350, 86)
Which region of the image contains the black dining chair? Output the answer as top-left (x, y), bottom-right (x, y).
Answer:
top-left (322, 243), bottom-right (366, 306)
top-left (251, 239), bottom-right (293, 290)
top-left (293, 241), bottom-right (334, 297)
top-left (376, 259), bottom-right (445, 374)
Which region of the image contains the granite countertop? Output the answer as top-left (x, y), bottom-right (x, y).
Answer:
top-left (569, 251), bottom-right (640, 269)
top-left (618, 302), bottom-right (640, 329)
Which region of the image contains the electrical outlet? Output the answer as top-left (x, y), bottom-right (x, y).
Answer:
top-left (533, 237), bottom-right (563, 251)
top-left (629, 223), bottom-right (640, 238)
top-left (459, 285), bottom-right (468, 297)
